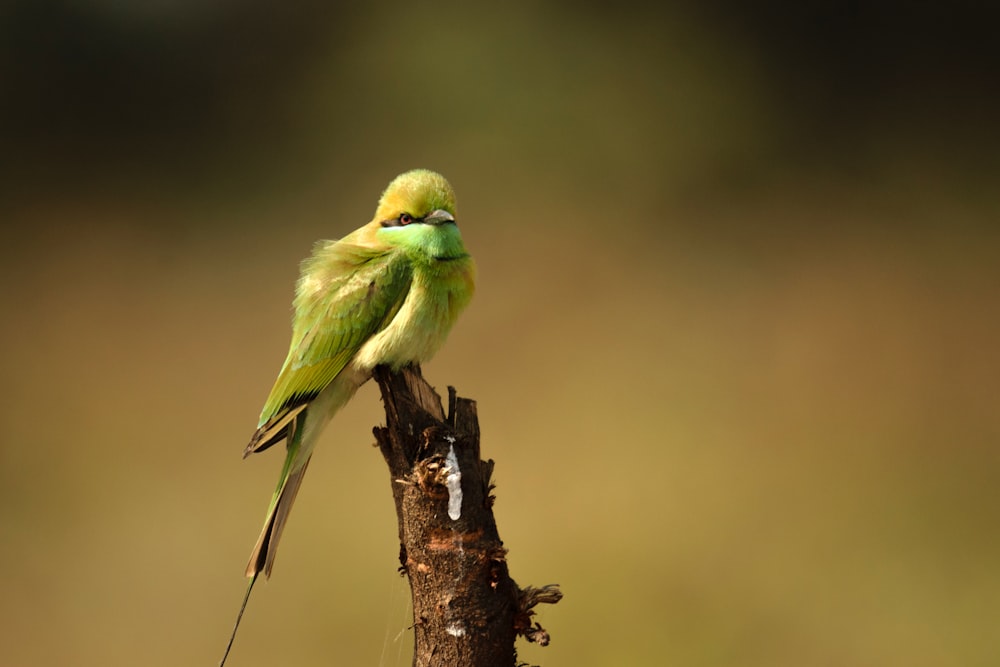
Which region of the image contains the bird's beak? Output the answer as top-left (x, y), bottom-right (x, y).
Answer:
top-left (423, 209), bottom-right (455, 226)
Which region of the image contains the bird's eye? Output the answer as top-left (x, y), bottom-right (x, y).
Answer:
top-left (399, 213), bottom-right (414, 225)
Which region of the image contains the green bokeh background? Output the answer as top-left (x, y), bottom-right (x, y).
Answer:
top-left (2, 2), bottom-right (998, 666)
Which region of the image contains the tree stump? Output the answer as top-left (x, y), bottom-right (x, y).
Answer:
top-left (372, 365), bottom-right (561, 667)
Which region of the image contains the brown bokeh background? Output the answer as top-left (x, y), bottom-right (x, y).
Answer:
top-left (2, 2), bottom-right (998, 666)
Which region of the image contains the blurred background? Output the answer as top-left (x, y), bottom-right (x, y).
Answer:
top-left (1, 1), bottom-right (998, 665)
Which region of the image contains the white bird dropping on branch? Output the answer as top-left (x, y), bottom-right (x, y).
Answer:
top-left (445, 443), bottom-right (462, 520)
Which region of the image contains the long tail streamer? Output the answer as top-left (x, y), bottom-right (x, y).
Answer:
top-left (219, 573), bottom-right (259, 667)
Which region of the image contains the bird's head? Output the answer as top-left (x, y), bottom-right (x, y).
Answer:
top-left (369, 169), bottom-right (468, 259)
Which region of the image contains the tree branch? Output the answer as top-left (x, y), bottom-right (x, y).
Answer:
top-left (372, 365), bottom-right (561, 667)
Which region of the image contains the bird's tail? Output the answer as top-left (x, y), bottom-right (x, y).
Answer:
top-left (244, 379), bottom-right (359, 578)
top-left (221, 408), bottom-right (314, 665)
top-left (245, 403), bottom-right (313, 578)
top-left (245, 453), bottom-right (312, 578)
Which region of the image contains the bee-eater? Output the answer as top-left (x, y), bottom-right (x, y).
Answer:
top-left (220, 169), bottom-right (475, 664)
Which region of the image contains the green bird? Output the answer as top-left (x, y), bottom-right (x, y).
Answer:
top-left (220, 169), bottom-right (475, 665)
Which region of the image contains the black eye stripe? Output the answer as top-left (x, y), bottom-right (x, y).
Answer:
top-left (380, 212), bottom-right (421, 228)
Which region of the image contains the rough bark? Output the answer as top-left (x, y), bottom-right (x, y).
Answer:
top-left (372, 365), bottom-right (561, 667)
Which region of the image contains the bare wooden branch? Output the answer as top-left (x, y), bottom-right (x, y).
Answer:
top-left (372, 365), bottom-right (560, 667)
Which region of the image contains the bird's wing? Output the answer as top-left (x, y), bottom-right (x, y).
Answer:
top-left (245, 242), bottom-right (411, 454)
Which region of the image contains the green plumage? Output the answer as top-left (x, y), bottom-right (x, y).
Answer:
top-left (257, 243), bottom-right (412, 430)
top-left (220, 169), bottom-right (475, 666)
top-left (245, 169), bottom-right (475, 576)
